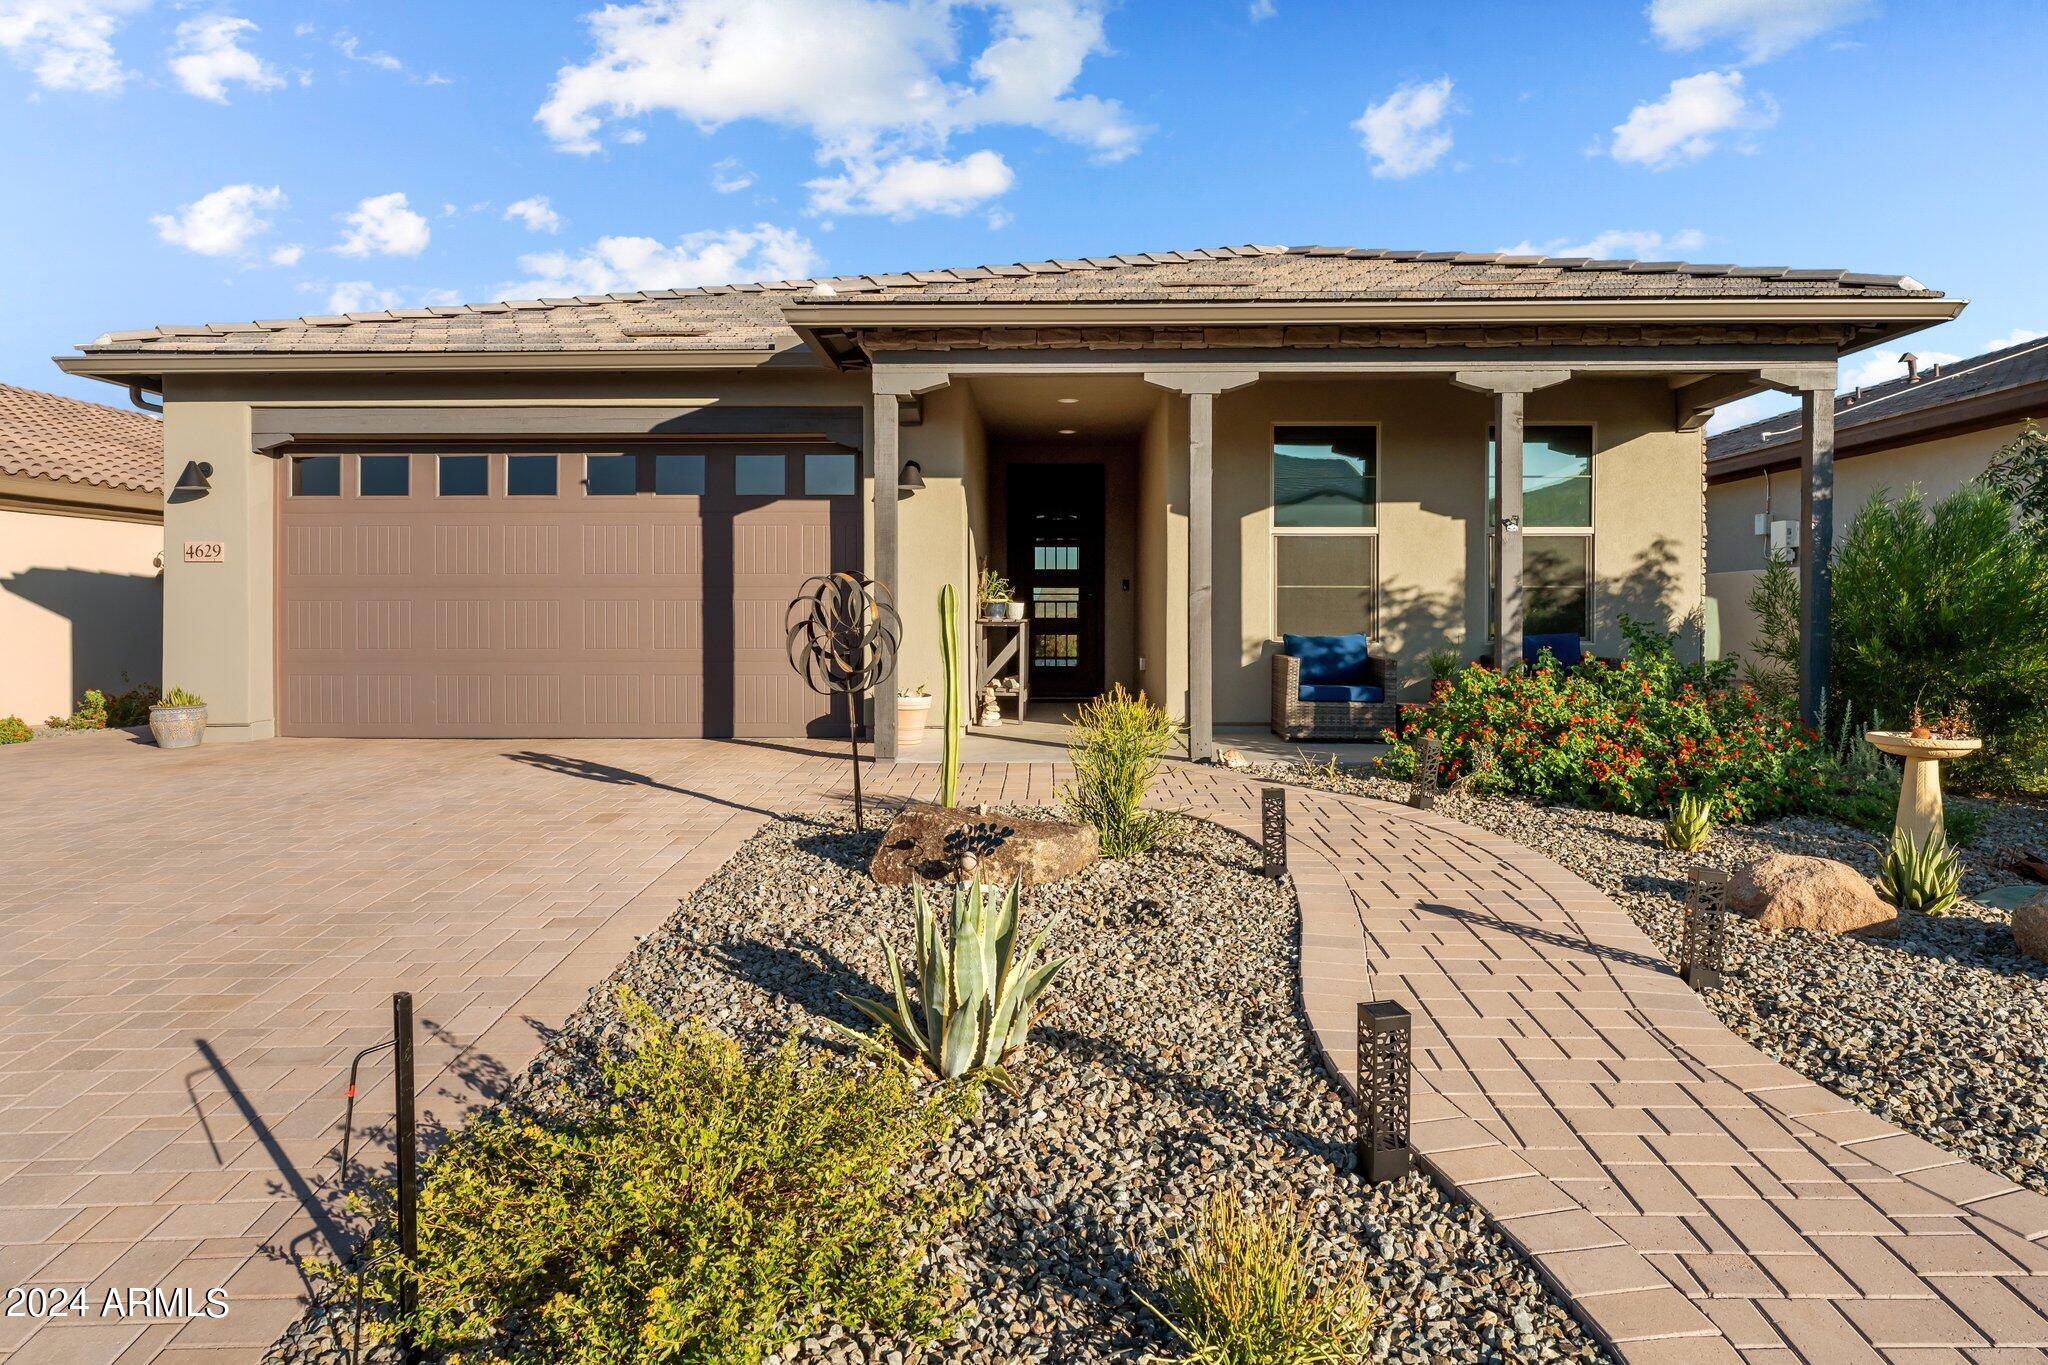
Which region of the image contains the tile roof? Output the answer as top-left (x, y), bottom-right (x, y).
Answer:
top-left (1707, 333), bottom-right (2048, 464)
top-left (0, 382), bottom-right (162, 493)
top-left (78, 243), bottom-right (1940, 358)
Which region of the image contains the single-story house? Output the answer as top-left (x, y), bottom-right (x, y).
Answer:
top-left (58, 244), bottom-right (1960, 757)
top-left (0, 382), bottom-right (163, 721)
top-left (1707, 334), bottom-right (2046, 664)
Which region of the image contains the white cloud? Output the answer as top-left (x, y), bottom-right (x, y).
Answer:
top-left (150, 182), bottom-right (284, 256)
top-left (1983, 327), bottom-right (2046, 353)
top-left (1248, 0), bottom-right (1275, 18)
top-left (1610, 69), bottom-right (1774, 169)
top-left (536, 0), bottom-right (1139, 217)
top-left (0, 0), bottom-right (149, 92)
top-left (320, 281), bottom-right (459, 313)
top-left (504, 195), bottom-right (563, 233)
top-left (267, 243), bottom-right (303, 266)
top-left (1353, 76), bottom-right (1456, 179)
top-left (1648, 0), bottom-right (1870, 64)
top-left (711, 156), bottom-right (755, 193)
top-left (168, 14), bottom-right (282, 102)
top-left (333, 29), bottom-right (401, 71)
top-left (807, 149), bottom-right (1013, 219)
top-left (501, 223), bottom-right (821, 298)
top-left (1502, 228), bottom-right (1708, 260)
top-left (336, 191), bottom-right (430, 257)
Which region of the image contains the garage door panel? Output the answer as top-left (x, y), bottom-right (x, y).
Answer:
top-left (279, 448), bottom-right (857, 738)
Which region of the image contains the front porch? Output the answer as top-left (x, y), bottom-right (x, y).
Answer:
top-left (890, 700), bottom-right (1390, 767)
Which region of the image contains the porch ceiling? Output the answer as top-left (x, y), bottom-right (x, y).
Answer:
top-left (966, 373), bottom-right (1159, 440)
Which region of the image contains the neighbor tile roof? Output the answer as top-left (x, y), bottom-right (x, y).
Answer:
top-left (78, 244), bottom-right (1941, 358)
top-left (1708, 333), bottom-right (2048, 464)
top-left (0, 382), bottom-right (162, 493)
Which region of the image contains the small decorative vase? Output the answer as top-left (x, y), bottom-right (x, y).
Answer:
top-left (897, 694), bottom-right (933, 744)
top-left (149, 704), bottom-right (206, 750)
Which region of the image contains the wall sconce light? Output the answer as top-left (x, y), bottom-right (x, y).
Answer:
top-left (172, 461), bottom-right (214, 497)
top-left (1356, 1000), bottom-right (1413, 1183)
top-left (897, 460), bottom-right (925, 494)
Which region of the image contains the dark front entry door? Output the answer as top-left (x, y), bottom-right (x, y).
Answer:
top-left (1007, 464), bottom-right (1105, 699)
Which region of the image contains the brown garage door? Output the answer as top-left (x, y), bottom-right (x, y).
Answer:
top-left (276, 446), bottom-right (862, 738)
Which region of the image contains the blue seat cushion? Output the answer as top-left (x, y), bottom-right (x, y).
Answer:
top-left (1282, 632), bottom-right (1373, 685)
top-left (1522, 633), bottom-right (1584, 667)
top-left (1297, 682), bottom-right (1385, 704)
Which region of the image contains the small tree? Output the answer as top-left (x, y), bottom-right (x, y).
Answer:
top-left (1983, 419), bottom-right (2048, 543)
top-left (1829, 483), bottom-right (2048, 791)
top-left (1739, 551), bottom-right (1800, 714)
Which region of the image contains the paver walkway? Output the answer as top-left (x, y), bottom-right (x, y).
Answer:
top-left (2, 736), bottom-right (2044, 1363)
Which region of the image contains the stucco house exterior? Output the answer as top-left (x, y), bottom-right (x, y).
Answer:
top-left (0, 383), bottom-right (163, 722)
top-left (58, 244), bottom-right (1959, 757)
top-left (1707, 335), bottom-right (2046, 665)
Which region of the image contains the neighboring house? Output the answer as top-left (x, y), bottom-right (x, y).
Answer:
top-left (0, 382), bottom-right (163, 722)
top-left (1706, 334), bottom-right (2048, 665)
top-left (58, 244), bottom-right (1958, 756)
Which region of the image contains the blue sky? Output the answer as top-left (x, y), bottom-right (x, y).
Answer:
top-left (3, 0), bottom-right (2043, 430)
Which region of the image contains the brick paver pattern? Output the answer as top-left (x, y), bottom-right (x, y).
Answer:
top-left (0, 735), bottom-right (2043, 1363)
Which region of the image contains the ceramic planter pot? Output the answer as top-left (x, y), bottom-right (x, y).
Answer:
top-left (897, 694), bottom-right (934, 744)
top-left (149, 705), bottom-right (206, 750)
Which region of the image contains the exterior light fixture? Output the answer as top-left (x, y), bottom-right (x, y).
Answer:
top-left (1357, 1001), bottom-right (1413, 1183)
top-left (1057, 428), bottom-right (1077, 435)
top-left (1410, 735), bottom-right (1441, 811)
top-left (898, 460), bottom-right (925, 494)
top-left (1261, 786), bottom-right (1287, 878)
top-left (173, 461), bottom-right (214, 496)
top-left (1681, 865), bottom-right (1731, 990)
top-left (1057, 396), bottom-right (1079, 404)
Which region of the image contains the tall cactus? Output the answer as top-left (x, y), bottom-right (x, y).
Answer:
top-left (939, 582), bottom-right (961, 807)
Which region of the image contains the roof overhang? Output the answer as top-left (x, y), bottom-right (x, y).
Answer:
top-left (0, 469), bottom-right (161, 522)
top-left (54, 345), bottom-right (810, 388)
top-left (1707, 375), bottom-right (2048, 483)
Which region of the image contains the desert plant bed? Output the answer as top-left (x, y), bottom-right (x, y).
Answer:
top-left (280, 809), bottom-right (1609, 1364)
top-left (1254, 762), bottom-right (2048, 1199)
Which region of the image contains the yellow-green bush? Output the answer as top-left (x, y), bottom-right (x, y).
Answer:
top-left (0, 716), bottom-right (29, 745)
top-left (1064, 683), bottom-right (1181, 855)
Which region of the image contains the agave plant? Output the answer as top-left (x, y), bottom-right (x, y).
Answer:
top-left (1878, 827), bottom-right (1963, 916)
top-left (1662, 792), bottom-right (1715, 853)
top-left (839, 876), bottom-right (1066, 1080)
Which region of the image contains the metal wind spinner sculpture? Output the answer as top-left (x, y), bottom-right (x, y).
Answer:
top-left (786, 572), bottom-right (901, 831)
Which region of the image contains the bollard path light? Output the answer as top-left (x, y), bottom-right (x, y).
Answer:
top-left (1410, 734), bottom-right (1441, 811)
top-left (1681, 865), bottom-right (1731, 991)
top-left (1356, 1000), bottom-right (1413, 1184)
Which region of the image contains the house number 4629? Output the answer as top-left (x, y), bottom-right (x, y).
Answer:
top-left (183, 541), bottom-right (226, 564)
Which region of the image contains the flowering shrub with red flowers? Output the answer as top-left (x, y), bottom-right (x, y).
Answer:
top-left (1377, 621), bottom-right (1828, 822)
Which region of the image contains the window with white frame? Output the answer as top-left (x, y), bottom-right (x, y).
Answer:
top-left (1490, 424), bottom-right (1594, 637)
top-left (1272, 424), bottom-right (1379, 636)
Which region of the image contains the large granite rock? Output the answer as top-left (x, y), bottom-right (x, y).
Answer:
top-left (870, 803), bottom-right (1098, 887)
top-left (2014, 890), bottom-right (2048, 964)
top-left (1729, 852), bottom-right (1898, 938)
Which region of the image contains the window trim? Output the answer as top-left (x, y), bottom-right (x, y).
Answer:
top-left (357, 453), bottom-right (413, 499)
top-left (582, 452), bottom-right (640, 497)
top-left (1490, 419), bottom-right (1599, 638)
top-left (288, 453), bottom-right (342, 498)
top-left (505, 452), bottom-right (559, 498)
top-left (435, 452), bottom-right (492, 499)
top-left (1269, 420), bottom-right (1382, 637)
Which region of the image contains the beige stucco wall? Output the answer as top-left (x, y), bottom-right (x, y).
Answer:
top-left (894, 381), bottom-right (986, 721)
top-left (0, 502), bottom-right (162, 721)
top-left (1136, 393), bottom-right (1187, 715)
top-left (159, 367), bottom-right (868, 739)
top-left (1704, 420), bottom-right (2028, 661)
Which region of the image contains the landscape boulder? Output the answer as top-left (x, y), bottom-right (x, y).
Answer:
top-left (870, 803), bottom-right (1098, 888)
top-left (1728, 853), bottom-right (1898, 938)
top-left (2014, 890), bottom-right (2048, 964)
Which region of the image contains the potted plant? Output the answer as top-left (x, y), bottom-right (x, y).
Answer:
top-left (978, 565), bottom-right (1022, 620)
top-left (897, 684), bottom-right (933, 744)
top-left (149, 687), bottom-right (207, 749)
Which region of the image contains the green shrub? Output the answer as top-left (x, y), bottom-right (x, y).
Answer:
top-left (1377, 621), bottom-right (1826, 821)
top-left (1662, 792), bottom-right (1715, 852)
top-left (1739, 551), bottom-right (1800, 714)
top-left (104, 680), bottom-right (160, 726)
top-left (47, 688), bottom-right (108, 731)
top-left (837, 875), bottom-right (1065, 1080)
top-left (1830, 483), bottom-right (2048, 792)
top-left (339, 995), bottom-right (972, 1364)
top-left (1983, 419), bottom-right (2048, 543)
top-left (0, 715), bottom-right (29, 745)
top-left (1064, 683), bottom-right (1181, 855)
top-left (1877, 828), bottom-right (1963, 917)
top-left (1143, 1189), bottom-right (1377, 1365)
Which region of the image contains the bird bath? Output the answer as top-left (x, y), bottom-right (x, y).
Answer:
top-left (1864, 731), bottom-right (1981, 843)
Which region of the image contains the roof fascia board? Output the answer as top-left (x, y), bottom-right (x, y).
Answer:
top-left (55, 348), bottom-right (800, 381)
top-left (1706, 377), bottom-right (2048, 483)
top-left (869, 345), bottom-right (1843, 375)
top-left (784, 297), bottom-right (1965, 327)
top-left (0, 470), bottom-right (162, 520)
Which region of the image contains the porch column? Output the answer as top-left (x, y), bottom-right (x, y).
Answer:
top-left (869, 368), bottom-right (950, 761)
top-left (1452, 370), bottom-right (1568, 667)
top-left (1756, 364), bottom-right (1839, 726)
top-left (1144, 370), bottom-right (1257, 763)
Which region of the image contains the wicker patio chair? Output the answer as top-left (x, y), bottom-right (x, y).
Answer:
top-left (1270, 638), bottom-right (1399, 741)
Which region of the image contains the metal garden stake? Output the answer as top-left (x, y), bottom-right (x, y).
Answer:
top-left (786, 573), bottom-right (901, 832)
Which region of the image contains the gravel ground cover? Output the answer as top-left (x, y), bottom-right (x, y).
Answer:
top-left (276, 808), bottom-right (1611, 1364)
top-left (1248, 760), bottom-right (2048, 1198)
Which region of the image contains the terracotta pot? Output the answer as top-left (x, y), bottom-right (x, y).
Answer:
top-left (897, 694), bottom-right (933, 744)
top-left (149, 704), bottom-right (206, 750)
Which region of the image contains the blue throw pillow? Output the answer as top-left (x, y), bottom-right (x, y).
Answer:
top-left (1298, 682), bottom-right (1385, 704)
top-left (1282, 632), bottom-right (1372, 685)
top-left (1522, 633), bottom-right (1584, 667)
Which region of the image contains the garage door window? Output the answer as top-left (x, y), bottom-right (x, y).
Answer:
top-left (291, 455), bottom-right (340, 496)
top-left (360, 455), bottom-right (410, 497)
top-left (735, 454), bottom-right (785, 496)
top-left (438, 454), bottom-right (488, 497)
top-left (654, 454), bottom-right (705, 496)
top-left (805, 453), bottom-right (856, 496)
top-left (507, 454), bottom-right (556, 496)
top-left (586, 454), bottom-right (637, 496)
